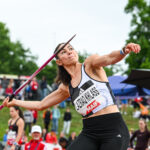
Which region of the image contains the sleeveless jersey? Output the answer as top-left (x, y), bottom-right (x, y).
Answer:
top-left (7, 118), bottom-right (20, 146)
top-left (69, 64), bottom-right (116, 118)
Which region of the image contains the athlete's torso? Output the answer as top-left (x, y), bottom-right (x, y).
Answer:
top-left (69, 64), bottom-right (118, 118)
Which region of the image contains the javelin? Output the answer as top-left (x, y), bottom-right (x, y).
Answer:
top-left (0, 34), bottom-right (76, 110)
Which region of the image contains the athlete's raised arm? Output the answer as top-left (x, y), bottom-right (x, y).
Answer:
top-left (3, 83), bottom-right (70, 110)
top-left (85, 43), bottom-right (141, 68)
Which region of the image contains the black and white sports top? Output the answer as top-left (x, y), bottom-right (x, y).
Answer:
top-left (69, 64), bottom-right (116, 118)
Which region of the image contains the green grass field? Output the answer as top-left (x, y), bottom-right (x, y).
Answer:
top-left (0, 101), bottom-right (150, 141)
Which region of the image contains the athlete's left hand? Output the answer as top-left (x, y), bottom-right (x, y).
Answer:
top-left (124, 43), bottom-right (141, 54)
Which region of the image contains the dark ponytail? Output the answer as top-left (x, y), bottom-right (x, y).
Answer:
top-left (54, 43), bottom-right (71, 85)
top-left (13, 106), bottom-right (24, 120)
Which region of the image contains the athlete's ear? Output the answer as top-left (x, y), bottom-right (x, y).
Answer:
top-left (56, 59), bottom-right (63, 66)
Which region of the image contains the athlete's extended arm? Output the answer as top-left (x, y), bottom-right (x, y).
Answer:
top-left (3, 84), bottom-right (70, 110)
top-left (86, 43), bottom-right (141, 67)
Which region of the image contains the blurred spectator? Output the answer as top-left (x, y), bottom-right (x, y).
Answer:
top-left (23, 110), bottom-right (34, 134)
top-left (0, 142), bottom-right (4, 150)
top-left (9, 79), bottom-right (15, 91)
top-left (43, 108), bottom-right (52, 131)
top-left (52, 105), bottom-right (60, 134)
top-left (132, 97), bottom-right (142, 111)
top-left (19, 80), bottom-right (26, 100)
top-left (66, 97), bottom-right (71, 106)
top-left (30, 77), bottom-right (39, 100)
top-left (139, 102), bottom-right (150, 122)
top-left (129, 119), bottom-right (150, 150)
top-left (1, 76), bottom-right (9, 96)
top-left (121, 99), bottom-right (128, 115)
top-left (25, 125), bottom-right (46, 150)
top-left (42, 128), bottom-right (47, 141)
top-left (59, 132), bottom-right (68, 150)
top-left (5, 106), bottom-right (24, 150)
top-left (51, 83), bottom-right (58, 91)
top-left (68, 132), bottom-right (77, 146)
top-left (147, 96), bottom-right (150, 106)
top-left (5, 84), bottom-right (13, 97)
top-left (25, 83), bottom-right (32, 100)
top-left (32, 110), bottom-right (38, 124)
top-left (59, 101), bottom-right (66, 108)
top-left (45, 130), bottom-right (57, 144)
top-left (3, 129), bottom-right (8, 142)
top-left (14, 76), bottom-right (21, 91)
top-left (133, 108), bottom-right (141, 119)
top-left (40, 76), bottom-right (48, 99)
top-left (141, 96), bottom-right (148, 106)
top-left (62, 108), bottom-right (72, 135)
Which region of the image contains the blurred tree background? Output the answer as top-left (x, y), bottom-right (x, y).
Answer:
top-left (1, 0), bottom-right (150, 85)
top-left (0, 22), bottom-right (38, 75)
top-left (124, 0), bottom-right (150, 74)
top-left (0, 22), bottom-right (117, 85)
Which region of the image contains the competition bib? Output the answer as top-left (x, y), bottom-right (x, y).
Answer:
top-left (73, 80), bottom-right (106, 116)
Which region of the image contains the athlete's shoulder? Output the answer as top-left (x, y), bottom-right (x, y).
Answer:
top-left (85, 54), bottom-right (99, 62)
top-left (84, 54), bottom-right (102, 68)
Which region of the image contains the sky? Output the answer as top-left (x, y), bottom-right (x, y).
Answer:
top-left (0, 0), bottom-right (131, 68)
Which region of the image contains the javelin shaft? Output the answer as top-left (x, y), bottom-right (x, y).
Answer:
top-left (14, 53), bottom-right (56, 96)
top-left (0, 34), bottom-right (76, 110)
top-left (15, 34), bottom-right (76, 95)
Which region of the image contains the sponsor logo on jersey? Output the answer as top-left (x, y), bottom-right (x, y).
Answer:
top-left (86, 100), bottom-right (100, 114)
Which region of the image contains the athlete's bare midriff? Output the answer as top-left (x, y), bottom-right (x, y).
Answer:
top-left (84, 105), bottom-right (119, 119)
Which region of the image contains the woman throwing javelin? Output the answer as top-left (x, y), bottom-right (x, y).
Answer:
top-left (3, 42), bottom-right (141, 150)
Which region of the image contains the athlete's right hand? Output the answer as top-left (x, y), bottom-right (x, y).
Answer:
top-left (3, 97), bottom-right (16, 107)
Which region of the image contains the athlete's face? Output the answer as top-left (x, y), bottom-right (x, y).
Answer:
top-left (9, 107), bottom-right (18, 118)
top-left (56, 44), bottom-right (78, 66)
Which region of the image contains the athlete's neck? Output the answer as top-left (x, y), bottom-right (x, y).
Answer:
top-left (64, 62), bottom-right (81, 78)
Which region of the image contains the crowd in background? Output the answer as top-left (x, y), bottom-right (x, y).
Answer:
top-left (120, 97), bottom-right (150, 149)
top-left (1, 104), bottom-right (74, 150)
top-left (1, 76), bottom-right (150, 149)
top-left (0, 75), bottom-right (53, 101)
top-left (120, 96), bottom-right (150, 122)
top-left (1, 96), bottom-right (150, 150)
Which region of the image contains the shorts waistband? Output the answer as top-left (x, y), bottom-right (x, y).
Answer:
top-left (82, 112), bottom-right (123, 129)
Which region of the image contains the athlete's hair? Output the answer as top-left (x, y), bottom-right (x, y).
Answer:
top-left (12, 106), bottom-right (24, 120)
top-left (54, 43), bottom-right (71, 85)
